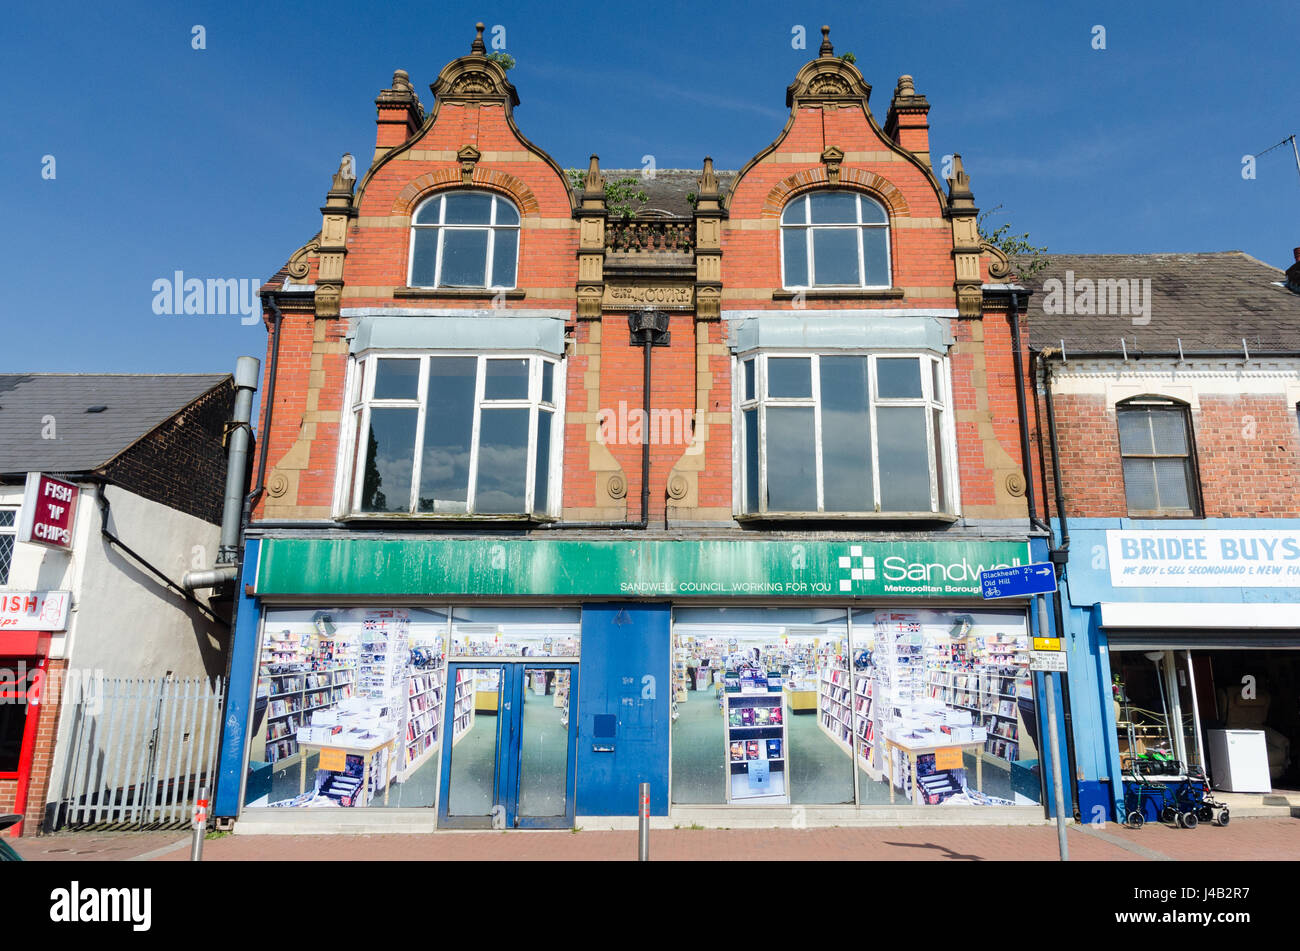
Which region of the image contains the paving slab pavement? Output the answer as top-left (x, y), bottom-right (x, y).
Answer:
top-left (10, 816), bottom-right (1300, 861)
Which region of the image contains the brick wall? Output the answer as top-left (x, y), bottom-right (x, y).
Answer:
top-left (1039, 389), bottom-right (1300, 519)
top-left (103, 380), bottom-right (235, 524)
top-left (0, 658), bottom-right (66, 836)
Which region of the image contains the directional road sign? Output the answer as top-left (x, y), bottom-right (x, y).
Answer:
top-left (979, 563), bottom-right (1056, 600)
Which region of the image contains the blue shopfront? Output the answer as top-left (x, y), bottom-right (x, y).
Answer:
top-left (1057, 519), bottom-right (1300, 821)
top-left (212, 534), bottom-right (1069, 828)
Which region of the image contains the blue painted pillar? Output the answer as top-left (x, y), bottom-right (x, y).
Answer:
top-left (214, 539), bottom-right (262, 818)
top-left (574, 603), bottom-right (671, 816)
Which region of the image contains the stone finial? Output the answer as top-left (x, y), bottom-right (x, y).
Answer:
top-left (331, 153), bottom-right (357, 192)
top-left (819, 25), bottom-right (834, 57)
top-left (697, 156), bottom-right (718, 198)
top-left (584, 154), bottom-right (605, 197)
top-left (895, 74), bottom-right (915, 97)
top-left (392, 68), bottom-right (412, 92)
top-left (945, 153), bottom-right (975, 212)
top-left (471, 22), bottom-right (486, 54)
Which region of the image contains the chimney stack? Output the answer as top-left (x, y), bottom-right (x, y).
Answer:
top-left (884, 75), bottom-right (932, 166)
top-left (374, 68), bottom-right (424, 162)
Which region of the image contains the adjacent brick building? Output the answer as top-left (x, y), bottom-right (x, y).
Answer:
top-left (1025, 251), bottom-right (1300, 820)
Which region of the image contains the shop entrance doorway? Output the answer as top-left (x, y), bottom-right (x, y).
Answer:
top-left (437, 662), bottom-right (577, 829)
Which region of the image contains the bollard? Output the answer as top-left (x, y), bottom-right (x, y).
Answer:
top-left (638, 781), bottom-right (650, 861)
top-left (191, 786), bottom-right (208, 862)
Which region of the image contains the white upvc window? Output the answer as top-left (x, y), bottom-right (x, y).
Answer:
top-left (735, 352), bottom-right (955, 516)
top-left (780, 191), bottom-right (891, 289)
top-left (0, 507), bottom-right (15, 584)
top-left (408, 191), bottom-right (520, 289)
top-left (345, 352), bottom-right (562, 517)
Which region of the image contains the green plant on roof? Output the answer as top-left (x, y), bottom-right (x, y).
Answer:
top-left (840, 52), bottom-right (857, 65)
top-left (485, 51), bottom-right (515, 71)
top-left (566, 169), bottom-right (649, 220)
top-left (977, 204), bottom-right (1050, 282)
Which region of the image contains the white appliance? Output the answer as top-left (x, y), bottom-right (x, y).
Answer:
top-left (1206, 729), bottom-right (1271, 793)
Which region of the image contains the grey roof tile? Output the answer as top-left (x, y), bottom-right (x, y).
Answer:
top-left (1018, 252), bottom-right (1300, 354)
top-left (0, 374), bottom-right (229, 475)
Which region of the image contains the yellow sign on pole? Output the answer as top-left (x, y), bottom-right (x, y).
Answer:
top-left (1033, 637), bottom-right (1061, 651)
top-left (317, 748), bottom-right (347, 772)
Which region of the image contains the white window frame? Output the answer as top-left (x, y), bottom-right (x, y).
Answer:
top-left (0, 506), bottom-right (17, 585)
top-left (407, 191), bottom-right (520, 290)
top-left (732, 351), bottom-right (956, 517)
top-left (779, 191), bottom-right (891, 290)
top-left (340, 350), bottom-right (564, 518)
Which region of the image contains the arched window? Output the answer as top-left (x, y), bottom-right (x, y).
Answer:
top-left (1116, 397), bottom-right (1199, 516)
top-left (409, 191), bottom-right (520, 289)
top-left (780, 191), bottom-right (890, 288)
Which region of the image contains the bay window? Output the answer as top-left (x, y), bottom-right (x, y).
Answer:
top-left (737, 352), bottom-right (953, 516)
top-left (347, 353), bottom-right (561, 517)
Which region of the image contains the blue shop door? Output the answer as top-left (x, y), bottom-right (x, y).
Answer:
top-left (437, 662), bottom-right (578, 829)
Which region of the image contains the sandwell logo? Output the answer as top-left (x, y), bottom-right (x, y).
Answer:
top-left (837, 546), bottom-right (876, 592)
top-left (50, 881), bottom-right (151, 932)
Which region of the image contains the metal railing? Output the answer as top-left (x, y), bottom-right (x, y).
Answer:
top-left (51, 676), bottom-right (225, 831)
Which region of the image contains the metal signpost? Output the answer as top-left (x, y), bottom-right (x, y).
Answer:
top-left (980, 565), bottom-right (1069, 862)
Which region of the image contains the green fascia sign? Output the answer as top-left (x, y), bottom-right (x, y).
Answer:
top-left (255, 537), bottom-right (1033, 599)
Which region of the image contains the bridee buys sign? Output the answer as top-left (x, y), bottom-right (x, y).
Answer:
top-left (1107, 529), bottom-right (1300, 587)
top-left (17, 472), bottom-right (79, 550)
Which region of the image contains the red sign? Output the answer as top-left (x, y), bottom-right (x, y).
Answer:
top-left (17, 473), bottom-right (79, 550)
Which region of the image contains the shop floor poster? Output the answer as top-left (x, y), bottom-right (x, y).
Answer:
top-left (749, 760), bottom-right (770, 790)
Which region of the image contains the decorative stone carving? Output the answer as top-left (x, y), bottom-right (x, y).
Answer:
top-left (285, 238), bottom-right (320, 283)
top-left (267, 472), bottom-right (289, 498)
top-left (606, 473), bottom-right (628, 499)
top-left (821, 145), bottom-right (844, 184)
top-left (457, 144), bottom-right (481, 184)
top-left (1004, 471), bottom-right (1027, 498)
top-left (667, 474), bottom-right (690, 501)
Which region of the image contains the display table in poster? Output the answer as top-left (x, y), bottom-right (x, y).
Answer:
top-left (298, 733), bottom-right (398, 806)
top-left (884, 733), bottom-right (985, 806)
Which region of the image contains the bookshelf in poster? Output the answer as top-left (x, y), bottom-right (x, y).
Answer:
top-left (262, 631), bottom-right (359, 766)
top-left (553, 670), bottom-right (571, 728)
top-left (724, 680), bottom-right (789, 804)
top-left (400, 657), bottom-right (446, 779)
top-left (450, 670), bottom-right (475, 745)
top-left (817, 666), bottom-right (854, 755)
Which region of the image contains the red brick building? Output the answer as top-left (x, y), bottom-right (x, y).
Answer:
top-left (1025, 251), bottom-right (1300, 821)
top-left (214, 25), bottom-right (1060, 830)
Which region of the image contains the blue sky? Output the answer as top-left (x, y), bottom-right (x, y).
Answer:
top-left (3, 0), bottom-right (1298, 374)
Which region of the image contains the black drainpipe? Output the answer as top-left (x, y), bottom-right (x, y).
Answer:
top-left (244, 293), bottom-right (284, 525)
top-left (541, 310), bottom-right (668, 530)
top-left (1008, 292), bottom-right (1045, 532)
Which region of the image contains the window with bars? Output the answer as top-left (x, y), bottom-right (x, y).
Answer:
top-left (1116, 398), bottom-right (1199, 517)
top-left (737, 352), bottom-right (953, 516)
top-left (780, 191), bottom-right (891, 289)
top-left (0, 508), bottom-right (15, 585)
top-left (408, 191), bottom-right (520, 289)
top-left (347, 353), bottom-right (561, 517)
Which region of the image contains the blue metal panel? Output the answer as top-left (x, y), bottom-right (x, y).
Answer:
top-left (726, 312), bottom-right (954, 354)
top-left (575, 603), bottom-right (671, 816)
top-left (214, 539), bottom-right (262, 818)
top-left (349, 314), bottom-right (567, 355)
